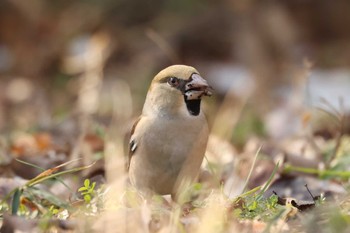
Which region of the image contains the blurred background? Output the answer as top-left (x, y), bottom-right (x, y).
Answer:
top-left (1, 0), bottom-right (350, 222)
top-left (1, 0), bottom-right (350, 153)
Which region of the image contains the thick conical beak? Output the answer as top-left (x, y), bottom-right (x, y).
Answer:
top-left (184, 73), bottom-right (213, 100)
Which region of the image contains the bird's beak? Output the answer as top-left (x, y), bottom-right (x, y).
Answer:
top-left (184, 73), bottom-right (213, 100)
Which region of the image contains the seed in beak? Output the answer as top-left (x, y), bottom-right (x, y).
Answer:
top-left (184, 74), bottom-right (213, 100)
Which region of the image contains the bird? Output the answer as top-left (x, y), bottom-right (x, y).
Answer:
top-left (127, 65), bottom-right (212, 200)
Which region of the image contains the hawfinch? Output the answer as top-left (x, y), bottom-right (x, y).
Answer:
top-left (127, 65), bottom-right (212, 199)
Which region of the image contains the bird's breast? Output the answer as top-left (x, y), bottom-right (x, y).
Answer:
top-left (129, 113), bottom-right (209, 195)
top-left (144, 114), bottom-right (207, 160)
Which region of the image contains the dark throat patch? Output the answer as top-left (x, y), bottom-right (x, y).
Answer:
top-left (184, 97), bottom-right (201, 116)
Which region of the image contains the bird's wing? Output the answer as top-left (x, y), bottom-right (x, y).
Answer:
top-left (126, 116), bottom-right (142, 171)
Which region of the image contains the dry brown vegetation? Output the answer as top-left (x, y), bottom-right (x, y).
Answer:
top-left (1, 1), bottom-right (350, 232)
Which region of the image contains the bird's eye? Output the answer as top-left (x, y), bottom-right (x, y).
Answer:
top-left (167, 77), bottom-right (179, 87)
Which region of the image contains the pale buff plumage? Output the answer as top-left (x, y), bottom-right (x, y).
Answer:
top-left (128, 65), bottom-right (212, 199)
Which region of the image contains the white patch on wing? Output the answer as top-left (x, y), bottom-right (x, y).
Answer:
top-left (130, 139), bottom-right (137, 152)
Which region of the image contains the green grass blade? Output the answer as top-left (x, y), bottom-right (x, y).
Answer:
top-left (241, 145), bottom-right (262, 194)
top-left (15, 158), bottom-right (45, 171)
top-left (237, 185), bottom-right (262, 198)
top-left (258, 161), bottom-right (280, 197)
top-left (26, 161), bottom-right (96, 187)
top-left (15, 158), bottom-right (78, 197)
top-left (25, 187), bottom-right (70, 210)
top-left (11, 188), bottom-right (22, 215)
top-left (284, 165), bottom-right (350, 179)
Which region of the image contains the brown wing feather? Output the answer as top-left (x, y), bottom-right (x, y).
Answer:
top-left (126, 116), bottom-right (141, 171)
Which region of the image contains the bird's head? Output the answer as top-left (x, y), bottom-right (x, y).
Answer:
top-left (144, 65), bottom-right (212, 116)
